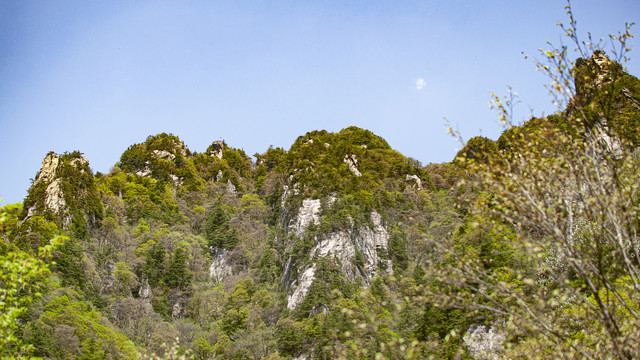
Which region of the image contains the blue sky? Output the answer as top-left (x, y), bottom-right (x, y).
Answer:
top-left (1, 0), bottom-right (638, 204)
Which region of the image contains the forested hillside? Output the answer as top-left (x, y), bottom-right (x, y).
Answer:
top-left (2, 20), bottom-right (640, 360)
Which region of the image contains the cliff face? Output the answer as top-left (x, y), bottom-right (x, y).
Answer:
top-left (200, 127), bottom-right (426, 312)
top-left (283, 198), bottom-right (393, 310)
top-left (22, 151), bottom-right (102, 230)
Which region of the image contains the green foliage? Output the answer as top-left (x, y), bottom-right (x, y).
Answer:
top-left (414, 303), bottom-right (472, 359)
top-left (0, 234), bottom-right (65, 358)
top-left (55, 237), bottom-right (87, 289)
top-left (434, 8), bottom-right (640, 359)
top-left (275, 318), bottom-right (305, 357)
top-left (145, 241), bottom-right (167, 286)
top-left (24, 290), bottom-right (138, 359)
top-left (0, 202), bottom-right (22, 243)
top-left (22, 151), bottom-right (104, 231)
top-left (388, 226), bottom-right (409, 273)
top-left (11, 216), bottom-right (60, 253)
top-left (6, 11), bottom-right (639, 356)
top-left (165, 247), bottom-right (191, 289)
top-left (297, 259), bottom-right (354, 318)
top-left (204, 203), bottom-right (237, 250)
top-left (454, 136), bottom-right (497, 165)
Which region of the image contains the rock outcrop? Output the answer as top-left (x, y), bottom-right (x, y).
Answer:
top-left (463, 324), bottom-right (505, 360)
top-left (343, 154), bottom-right (362, 177)
top-left (23, 151), bottom-right (101, 229)
top-left (209, 249), bottom-right (233, 283)
top-left (209, 140), bottom-right (224, 159)
top-left (290, 199), bottom-right (322, 237)
top-left (284, 197), bottom-right (393, 310)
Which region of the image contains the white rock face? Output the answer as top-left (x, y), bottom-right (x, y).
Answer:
top-left (44, 178), bottom-right (66, 215)
top-left (169, 174), bottom-right (182, 187)
top-left (209, 141), bottom-right (224, 159)
top-left (313, 232), bottom-right (355, 259)
top-left (291, 198), bottom-right (322, 237)
top-left (406, 174), bottom-right (423, 190)
top-left (27, 153), bottom-right (85, 225)
top-left (152, 149), bottom-right (175, 161)
top-left (37, 153), bottom-right (59, 183)
top-left (595, 119), bottom-right (623, 159)
top-left (209, 250), bottom-right (233, 283)
top-left (172, 301), bottom-right (182, 319)
top-left (463, 324), bottom-right (505, 360)
top-left (139, 276), bottom-right (152, 301)
top-left (135, 160), bottom-right (153, 177)
top-left (227, 180), bottom-right (237, 194)
top-left (356, 211), bottom-right (393, 278)
top-left (286, 209), bottom-right (393, 309)
top-left (69, 156), bottom-right (89, 169)
top-left (27, 154), bottom-right (60, 218)
top-left (343, 154), bottom-right (362, 177)
top-left (287, 265), bottom-right (316, 310)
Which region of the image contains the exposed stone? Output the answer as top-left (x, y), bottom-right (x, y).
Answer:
top-left (287, 265), bottom-right (316, 310)
top-left (37, 153), bottom-right (59, 183)
top-left (69, 156), bottom-right (89, 169)
top-left (152, 149), bottom-right (175, 161)
top-left (172, 300), bottom-right (182, 319)
top-left (135, 161), bottom-right (152, 177)
top-left (286, 208), bottom-right (393, 309)
top-left (592, 51), bottom-right (612, 87)
top-left (463, 324), bottom-right (505, 360)
top-left (594, 118), bottom-right (623, 159)
top-left (44, 178), bottom-right (66, 218)
top-left (290, 198), bottom-right (322, 237)
top-left (216, 170), bottom-right (224, 182)
top-left (27, 153), bottom-right (72, 224)
top-left (209, 141), bottom-right (224, 159)
top-left (209, 250), bottom-right (233, 283)
top-left (324, 143), bottom-right (330, 148)
top-left (169, 174), bottom-right (182, 187)
top-left (135, 168), bottom-right (152, 177)
top-left (356, 210), bottom-right (393, 278)
top-left (344, 154), bottom-right (362, 177)
top-left (139, 276), bottom-right (152, 302)
top-left (227, 180), bottom-right (236, 194)
top-left (25, 152), bottom-right (100, 229)
top-left (406, 174), bottom-right (423, 190)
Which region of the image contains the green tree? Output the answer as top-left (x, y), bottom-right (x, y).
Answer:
top-left (204, 203), bottom-right (237, 250)
top-left (165, 247), bottom-right (191, 289)
top-left (23, 291), bottom-right (138, 359)
top-left (145, 241), bottom-right (167, 286)
top-left (435, 4), bottom-right (640, 358)
top-left (0, 205), bottom-right (65, 358)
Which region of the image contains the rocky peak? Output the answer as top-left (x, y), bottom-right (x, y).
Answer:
top-left (37, 152), bottom-right (60, 184)
top-left (22, 151), bottom-right (101, 229)
top-left (209, 140), bottom-right (224, 159)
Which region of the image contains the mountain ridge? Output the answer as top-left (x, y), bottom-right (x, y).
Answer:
top-left (2, 52), bottom-right (640, 359)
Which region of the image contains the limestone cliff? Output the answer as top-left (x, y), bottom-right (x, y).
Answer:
top-left (21, 151), bottom-right (102, 230)
top-left (282, 195), bottom-right (394, 310)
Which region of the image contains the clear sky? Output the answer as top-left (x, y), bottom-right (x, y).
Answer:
top-left (1, 0), bottom-right (638, 204)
